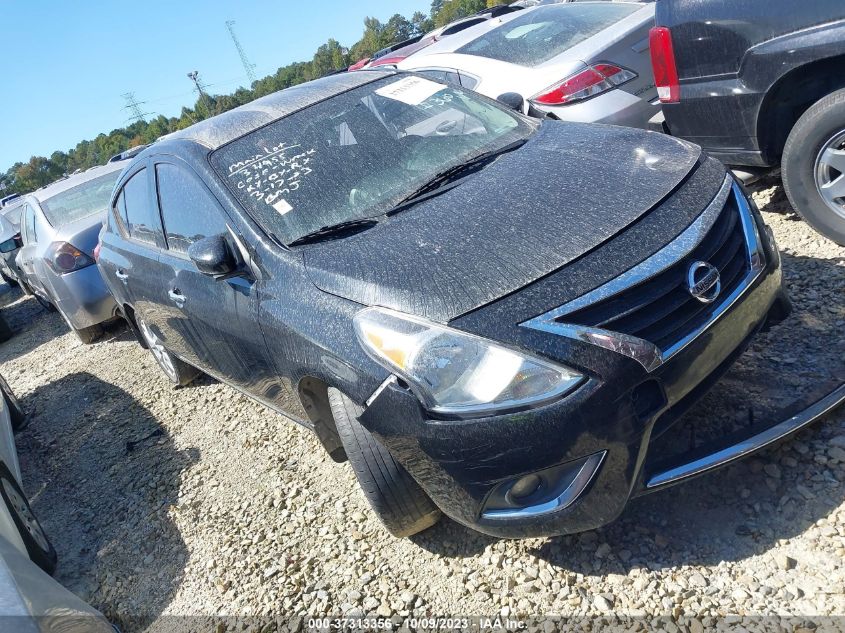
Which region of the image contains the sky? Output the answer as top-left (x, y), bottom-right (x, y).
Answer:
top-left (0, 0), bottom-right (428, 170)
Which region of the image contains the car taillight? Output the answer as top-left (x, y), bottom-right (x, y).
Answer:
top-left (530, 63), bottom-right (638, 106)
top-left (46, 241), bottom-right (95, 274)
top-left (649, 26), bottom-right (680, 103)
top-left (93, 242), bottom-right (102, 262)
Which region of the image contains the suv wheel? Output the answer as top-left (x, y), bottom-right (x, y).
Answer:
top-left (328, 387), bottom-right (441, 538)
top-left (782, 87), bottom-right (845, 245)
top-left (137, 317), bottom-right (199, 387)
top-left (0, 461), bottom-right (57, 574)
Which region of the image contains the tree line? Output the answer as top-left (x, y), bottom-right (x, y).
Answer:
top-left (0, 0), bottom-right (512, 195)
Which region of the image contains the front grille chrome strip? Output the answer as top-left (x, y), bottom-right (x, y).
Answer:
top-left (520, 176), bottom-right (765, 372)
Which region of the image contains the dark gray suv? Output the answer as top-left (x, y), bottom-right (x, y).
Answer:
top-left (651, 0), bottom-right (845, 244)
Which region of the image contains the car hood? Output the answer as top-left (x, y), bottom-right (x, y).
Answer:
top-left (303, 121), bottom-right (702, 323)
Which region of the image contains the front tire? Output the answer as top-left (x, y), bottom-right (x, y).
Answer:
top-left (782, 88), bottom-right (845, 245)
top-left (0, 461), bottom-right (57, 574)
top-left (136, 317), bottom-right (199, 387)
top-left (328, 388), bottom-right (441, 537)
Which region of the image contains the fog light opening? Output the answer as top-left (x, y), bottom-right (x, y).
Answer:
top-left (507, 474), bottom-right (543, 503)
top-left (481, 451), bottom-right (607, 520)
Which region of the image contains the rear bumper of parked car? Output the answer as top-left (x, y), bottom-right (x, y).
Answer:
top-left (358, 201), bottom-right (836, 539)
top-left (534, 89), bottom-right (659, 130)
top-left (48, 265), bottom-right (117, 330)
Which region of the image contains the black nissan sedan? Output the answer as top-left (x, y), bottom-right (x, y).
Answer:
top-left (97, 70), bottom-right (795, 539)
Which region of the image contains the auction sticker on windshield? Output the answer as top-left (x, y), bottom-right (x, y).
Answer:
top-left (375, 76), bottom-right (446, 105)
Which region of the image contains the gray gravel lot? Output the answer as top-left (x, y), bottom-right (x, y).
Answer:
top-left (0, 179), bottom-right (843, 631)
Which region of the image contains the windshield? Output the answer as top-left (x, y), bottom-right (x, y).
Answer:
top-left (457, 3), bottom-right (639, 67)
top-left (210, 75), bottom-right (532, 245)
top-left (40, 171), bottom-right (122, 226)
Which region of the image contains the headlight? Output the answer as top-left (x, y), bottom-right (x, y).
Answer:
top-left (353, 307), bottom-right (584, 416)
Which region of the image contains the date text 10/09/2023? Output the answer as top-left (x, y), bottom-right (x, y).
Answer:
top-left (306, 617), bottom-right (528, 631)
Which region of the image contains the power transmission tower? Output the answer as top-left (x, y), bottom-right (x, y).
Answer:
top-left (187, 70), bottom-right (213, 116)
top-left (122, 92), bottom-right (150, 123)
top-left (186, 70), bottom-right (209, 97)
top-left (226, 20), bottom-right (257, 84)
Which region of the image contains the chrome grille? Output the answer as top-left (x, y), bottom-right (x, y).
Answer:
top-left (520, 177), bottom-right (766, 372)
top-left (558, 192), bottom-right (750, 351)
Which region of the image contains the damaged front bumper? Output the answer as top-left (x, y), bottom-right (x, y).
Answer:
top-left (357, 181), bottom-right (845, 539)
top-left (641, 382), bottom-right (845, 492)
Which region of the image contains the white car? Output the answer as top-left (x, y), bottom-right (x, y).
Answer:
top-left (396, 1), bottom-right (659, 129)
top-left (0, 376), bottom-right (114, 632)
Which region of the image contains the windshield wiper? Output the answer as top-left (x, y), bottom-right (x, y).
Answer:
top-left (288, 218), bottom-right (379, 247)
top-left (388, 138), bottom-right (528, 215)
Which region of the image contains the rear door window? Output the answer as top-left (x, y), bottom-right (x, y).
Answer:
top-left (155, 163), bottom-right (230, 256)
top-left (122, 169), bottom-right (164, 247)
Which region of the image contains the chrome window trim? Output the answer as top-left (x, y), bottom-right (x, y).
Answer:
top-left (520, 177), bottom-right (766, 372)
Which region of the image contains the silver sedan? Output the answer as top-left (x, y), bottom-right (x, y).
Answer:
top-left (397, 2), bottom-right (658, 129)
top-left (15, 162), bottom-right (130, 343)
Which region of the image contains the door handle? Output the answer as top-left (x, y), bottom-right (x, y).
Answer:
top-left (168, 289), bottom-right (186, 306)
top-left (115, 269), bottom-right (129, 284)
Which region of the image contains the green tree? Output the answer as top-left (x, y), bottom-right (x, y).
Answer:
top-left (312, 38), bottom-right (349, 78)
top-left (385, 14), bottom-right (414, 43)
top-left (411, 11), bottom-right (434, 36)
top-left (434, 0), bottom-right (487, 27)
top-left (14, 156), bottom-right (64, 192)
top-left (350, 17), bottom-right (388, 59)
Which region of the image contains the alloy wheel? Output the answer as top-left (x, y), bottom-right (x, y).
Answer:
top-left (814, 129), bottom-right (845, 221)
top-left (1, 478), bottom-right (50, 552)
top-left (137, 318), bottom-right (178, 382)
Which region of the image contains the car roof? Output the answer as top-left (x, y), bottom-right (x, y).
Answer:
top-left (412, 7), bottom-right (535, 57)
top-left (163, 70), bottom-right (393, 151)
top-left (29, 160), bottom-right (131, 203)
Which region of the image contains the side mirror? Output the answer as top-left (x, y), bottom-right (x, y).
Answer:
top-left (0, 238), bottom-right (17, 254)
top-left (496, 92), bottom-right (525, 112)
top-left (187, 235), bottom-right (238, 278)
top-left (13, 235), bottom-right (22, 249)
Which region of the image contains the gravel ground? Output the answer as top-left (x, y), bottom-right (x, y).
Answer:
top-left (0, 178), bottom-right (843, 632)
